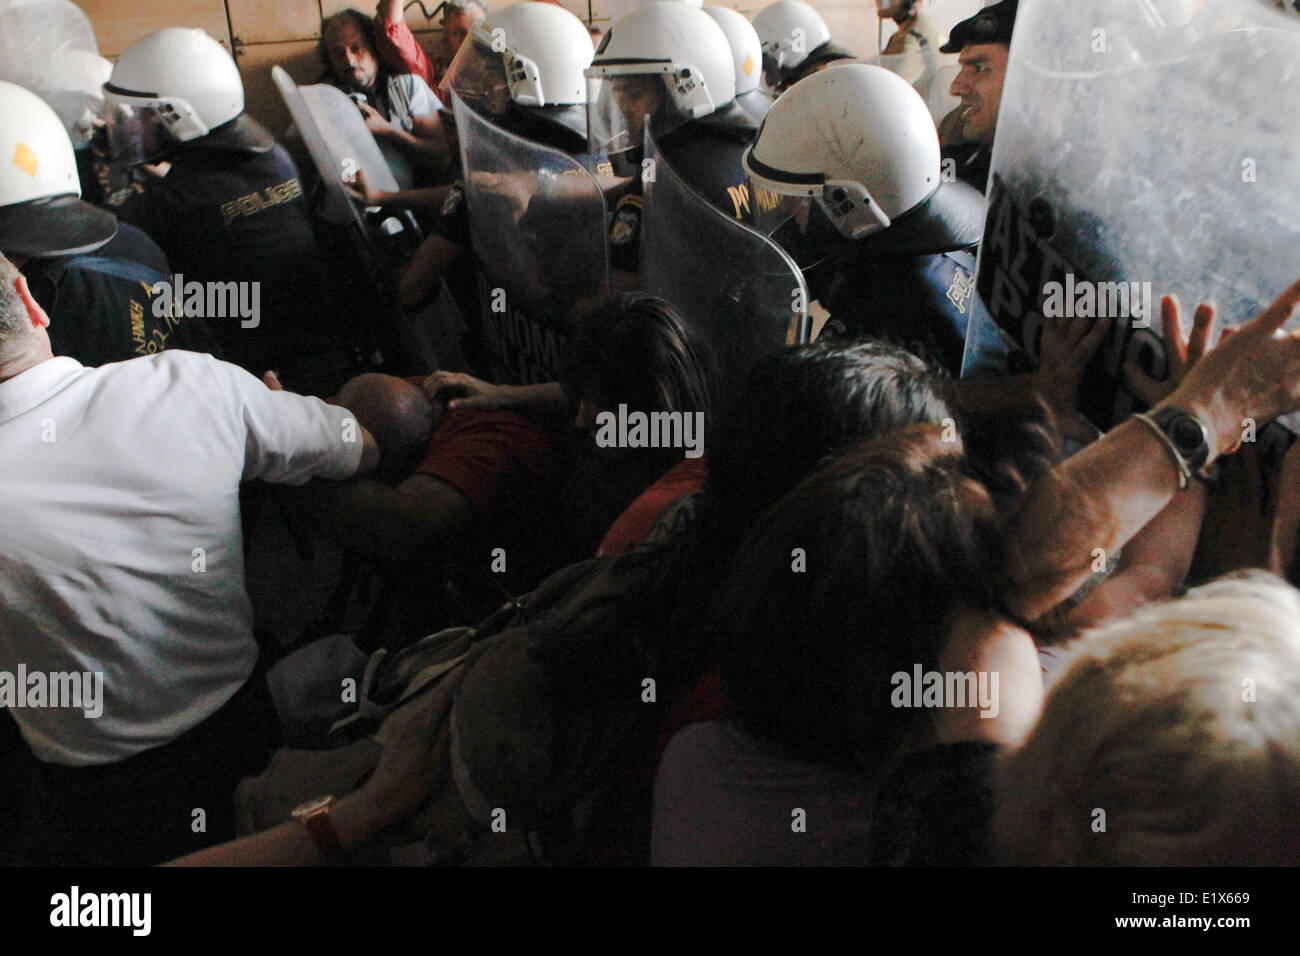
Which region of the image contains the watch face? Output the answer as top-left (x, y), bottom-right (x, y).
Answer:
top-left (1170, 415), bottom-right (1206, 454)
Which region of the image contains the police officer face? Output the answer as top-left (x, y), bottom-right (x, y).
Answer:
top-left (612, 76), bottom-right (665, 146)
top-left (325, 19), bottom-right (380, 93)
top-left (948, 42), bottom-right (1008, 146)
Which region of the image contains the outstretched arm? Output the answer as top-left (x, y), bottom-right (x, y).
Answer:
top-left (1005, 281), bottom-right (1300, 622)
top-left (166, 667), bottom-right (464, 865)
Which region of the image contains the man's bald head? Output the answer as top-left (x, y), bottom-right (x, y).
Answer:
top-left (335, 373), bottom-right (439, 480)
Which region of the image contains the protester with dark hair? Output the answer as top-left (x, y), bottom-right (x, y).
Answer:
top-left (319, 8), bottom-right (451, 176)
top-left (653, 426), bottom-right (1042, 865)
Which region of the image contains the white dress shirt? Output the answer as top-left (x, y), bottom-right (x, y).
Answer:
top-left (0, 351), bottom-right (362, 765)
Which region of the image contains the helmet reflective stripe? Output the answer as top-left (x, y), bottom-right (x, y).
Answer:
top-left (744, 147), bottom-right (893, 239)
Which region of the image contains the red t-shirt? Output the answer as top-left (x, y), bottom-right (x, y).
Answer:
top-left (413, 408), bottom-right (575, 608)
top-left (375, 15), bottom-right (437, 89)
top-left (597, 456), bottom-right (708, 556)
top-left (414, 408), bottom-right (568, 514)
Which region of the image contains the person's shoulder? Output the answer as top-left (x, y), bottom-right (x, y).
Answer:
top-left (126, 348), bottom-right (220, 374)
top-left (95, 222), bottom-right (170, 273)
top-left (390, 71), bottom-right (431, 97)
top-left (398, 72), bottom-right (444, 112)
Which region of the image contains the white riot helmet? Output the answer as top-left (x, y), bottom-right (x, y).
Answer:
top-left (105, 28), bottom-right (245, 166)
top-left (751, 0), bottom-right (856, 94)
top-left (744, 65), bottom-right (983, 265)
top-left (0, 81), bottom-right (116, 256)
top-left (607, 0), bottom-right (703, 19)
top-left (704, 6), bottom-right (772, 121)
top-left (442, 2), bottom-right (594, 114)
top-left (0, 0), bottom-right (110, 149)
top-left (586, 3), bottom-right (736, 161)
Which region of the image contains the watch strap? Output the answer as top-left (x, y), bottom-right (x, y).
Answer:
top-left (293, 796), bottom-right (347, 865)
top-left (1131, 411), bottom-right (1192, 490)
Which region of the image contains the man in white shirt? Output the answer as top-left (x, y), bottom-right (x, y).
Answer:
top-left (0, 251), bottom-right (379, 864)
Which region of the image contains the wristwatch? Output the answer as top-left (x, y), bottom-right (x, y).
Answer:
top-left (1131, 407), bottom-right (1211, 489)
top-left (291, 794), bottom-right (347, 865)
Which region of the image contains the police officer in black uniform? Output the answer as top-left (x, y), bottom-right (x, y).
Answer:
top-left (587, 1), bottom-right (764, 273)
top-left (102, 28), bottom-right (357, 394)
top-left (745, 64), bottom-right (1001, 377)
top-left (0, 80), bottom-right (219, 367)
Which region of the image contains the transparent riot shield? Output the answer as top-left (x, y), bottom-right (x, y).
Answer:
top-left (972, 0), bottom-right (1300, 430)
top-left (273, 66), bottom-right (431, 374)
top-left (0, 0), bottom-right (104, 146)
top-left (641, 126), bottom-right (811, 393)
top-left (455, 92), bottom-right (611, 385)
top-left (273, 67), bottom-right (401, 229)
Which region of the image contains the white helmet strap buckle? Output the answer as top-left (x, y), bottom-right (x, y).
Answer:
top-left (820, 179), bottom-right (891, 239)
top-left (110, 91), bottom-right (211, 144)
top-left (155, 97), bottom-right (210, 142)
top-left (670, 63), bottom-right (715, 118)
top-left (507, 52), bottom-right (545, 107)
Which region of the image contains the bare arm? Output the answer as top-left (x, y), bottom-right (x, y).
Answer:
top-left (351, 173), bottom-right (455, 214)
top-left (1062, 482), bottom-right (1207, 629)
top-left (1006, 282), bottom-right (1300, 622)
top-left (420, 371), bottom-right (571, 426)
top-left (363, 103), bottom-right (452, 173)
top-left (166, 667), bottom-right (464, 865)
top-left (285, 472), bottom-right (474, 565)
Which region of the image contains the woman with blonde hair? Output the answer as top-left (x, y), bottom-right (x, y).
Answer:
top-left (992, 571), bottom-right (1300, 866)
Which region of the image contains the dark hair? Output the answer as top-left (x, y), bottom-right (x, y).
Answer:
top-left (639, 338), bottom-right (951, 694)
top-left (564, 292), bottom-right (719, 435)
top-left (549, 293), bottom-right (720, 569)
top-left (717, 425), bottom-right (1013, 770)
top-left (704, 338), bottom-right (951, 558)
top-left (319, 9), bottom-right (379, 76)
